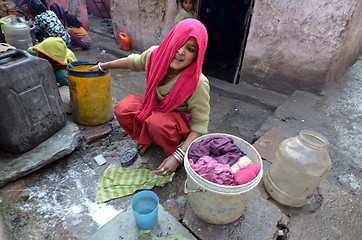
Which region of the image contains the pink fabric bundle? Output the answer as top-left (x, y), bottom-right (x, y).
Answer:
top-left (234, 163), bottom-right (261, 185)
top-left (190, 155), bottom-right (261, 186)
top-left (137, 19), bottom-right (208, 123)
top-left (189, 156), bottom-right (235, 185)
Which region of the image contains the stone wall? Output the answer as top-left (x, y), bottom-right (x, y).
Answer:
top-left (240, 0), bottom-right (362, 95)
top-left (110, 0), bottom-right (178, 51)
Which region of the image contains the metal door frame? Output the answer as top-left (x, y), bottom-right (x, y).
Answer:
top-left (233, 0), bottom-right (254, 84)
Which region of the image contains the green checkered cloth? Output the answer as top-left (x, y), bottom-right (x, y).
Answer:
top-left (97, 164), bottom-right (174, 203)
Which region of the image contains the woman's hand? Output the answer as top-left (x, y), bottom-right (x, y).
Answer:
top-left (88, 65), bottom-right (99, 72)
top-left (154, 155), bottom-right (180, 176)
top-left (89, 58), bottom-right (129, 72)
top-left (154, 131), bottom-right (202, 176)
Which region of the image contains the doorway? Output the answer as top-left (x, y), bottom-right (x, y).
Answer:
top-left (198, 0), bottom-right (253, 83)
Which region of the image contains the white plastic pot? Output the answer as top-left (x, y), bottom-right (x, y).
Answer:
top-left (184, 133), bottom-right (263, 224)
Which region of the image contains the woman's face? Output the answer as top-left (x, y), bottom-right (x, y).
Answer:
top-left (170, 37), bottom-right (198, 71)
top-left (182, 0), bottom-right (193, 12)
top-left (20, 4), bottom-right (29, 13)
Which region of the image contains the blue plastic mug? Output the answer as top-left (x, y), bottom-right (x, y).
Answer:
top-left (131, 190), bottom-right (159, 229)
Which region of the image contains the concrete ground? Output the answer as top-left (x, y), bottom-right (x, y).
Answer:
top-left (0, 16), bottom-right (360, 240)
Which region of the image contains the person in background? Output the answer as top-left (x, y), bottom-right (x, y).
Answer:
top-left (28, 37), bottom-right (77, 86)
top-left (16, 0), bottom-right (47, 20)
top-left (174, 0), bottom-right (197, 26)
top-left (15, 0), bottom-right (32, 20)
top-left (89, 19), bottom-right (209, 176)
top-left (29, 0), bottom-right (71, 47)
top-left (64, 12), bottom-right (91, 50)
top-left (49, 3), bottom-right (65, 26)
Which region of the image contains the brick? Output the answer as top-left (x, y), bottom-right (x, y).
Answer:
top-left (253, 127), bottom-right (286, 163)
top-left (83, 126), bottom-right (112, 144)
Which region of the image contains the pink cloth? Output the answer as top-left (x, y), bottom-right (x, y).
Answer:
top-left (234, 163), bottom-right (261, 185)
top-left (189, 156), bottom-right (235, 185)
top-left (137, 19), bottom-right (208, 122)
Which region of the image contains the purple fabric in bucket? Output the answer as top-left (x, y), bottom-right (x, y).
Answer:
top-left (188, 136), bottom-right (245, 166)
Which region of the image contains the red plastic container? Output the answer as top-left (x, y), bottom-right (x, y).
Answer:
top-left (119, 31), bottom-right (131, 50)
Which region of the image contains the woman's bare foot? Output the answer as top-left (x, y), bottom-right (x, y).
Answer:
top-left (137, 144), bottom-right (151, 155)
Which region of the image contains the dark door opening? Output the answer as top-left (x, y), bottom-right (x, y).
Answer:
top-left (198, 0), bottom-right (252, 83)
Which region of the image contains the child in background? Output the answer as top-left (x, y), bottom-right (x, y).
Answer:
top-left (15, 0), bottom-right (32, 20)
top-left (89, 19), bottom-right (209, 176)
top-left (28, 37), bottom-right (77, 86)
top-left (16, 0), bottom-right (47, 20)
top-left (174, 0), bottom-right (197, 25)
top-left (64, 12), bottom-right (91, 50)
top-left (29, 0), bottom-right (71, 47)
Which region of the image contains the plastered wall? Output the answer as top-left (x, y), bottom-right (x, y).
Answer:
top-left (240, 0), bottom-right (362, 95)
top-left (110, 0), bottom-right (178, 51)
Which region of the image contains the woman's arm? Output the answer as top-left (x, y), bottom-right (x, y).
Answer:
top-left (179, 131), bottom-right (201, 152)
top-left (154, 130), bottom-right (201, 176)
top-left (90, 46), bottom-right (157, 72)
top-left (89, 57), bottom-right (128, 71)
top-left (154, 76), bottom-right (210, 176)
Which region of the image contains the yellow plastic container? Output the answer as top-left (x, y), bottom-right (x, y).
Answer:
top-left (67, 61), bottom-right (113, 125)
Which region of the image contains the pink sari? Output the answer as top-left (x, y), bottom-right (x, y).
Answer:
top-left (115, 19), bottom-right (208, 155)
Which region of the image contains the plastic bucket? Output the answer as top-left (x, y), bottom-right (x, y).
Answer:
top-left (67, 61), bottom-right (113, 125)
top-left (184, 133), bottom-right (263, 224)
top-left (131, 191), bottom-right (159, 229)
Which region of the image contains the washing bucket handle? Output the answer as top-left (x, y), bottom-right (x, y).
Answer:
top-left (68, 63), bottom-right (76, 71)
top-left (67, 61), bottom-right (110, 77)
top-left (184, 180), bottom-right (206, 194)
top-left (67, 60), bottom-right (89, 71)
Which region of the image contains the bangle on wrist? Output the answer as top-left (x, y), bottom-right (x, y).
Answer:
top-left (172, 152), bottom-right (182, 165)
top-left (97, 62), bottom-right (106, 72)
top-left (172, 147), bottom-right (185, 165)
top-left (177, 146), bottom-right (185, 155)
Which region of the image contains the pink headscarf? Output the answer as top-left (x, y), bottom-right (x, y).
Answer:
top-left (137, 19), bottom-right (208, 123)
